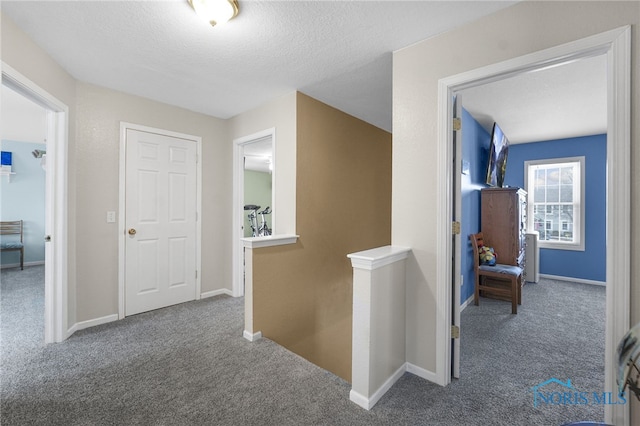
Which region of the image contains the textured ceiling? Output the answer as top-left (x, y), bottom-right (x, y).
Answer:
top-left (461, 54), bottom-right (607, 144)
top-left (2, 0), bottom-right (518, 132)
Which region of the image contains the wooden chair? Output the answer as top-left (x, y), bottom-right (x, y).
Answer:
top-left (1, 220), bottom-right (24, 270)
top-left (470, 232), bottom-right (522, 314)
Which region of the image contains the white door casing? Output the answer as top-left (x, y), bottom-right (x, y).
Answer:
top-left (120, 125), bottom-right (201, 316)
top-left (2, 62), bottom-right (69, 343)
top-left (436, 26), bottom-right (630, 426)
top-left (452, 94), bottom-right (462, 379)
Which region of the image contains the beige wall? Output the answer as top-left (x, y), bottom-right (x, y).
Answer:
top-left (2, 10), bottom-right (294, 327)
top-left (228, 92), bottom-right (297, 236)
top-left (393, 0), bottom-right (639, 419)
top-left (74, 83), bottom-right (229, 320)
top-left (252, 93), bottom-right (392, 381)
top-left (3, 12), bottom-right (233, 323)
top-left (2, 12), bottom-right (79, 325)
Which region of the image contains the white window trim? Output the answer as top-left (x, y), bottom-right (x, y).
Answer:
top-left (525, 156), bottom-right (585, 251)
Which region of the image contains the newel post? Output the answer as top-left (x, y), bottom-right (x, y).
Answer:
top-left (347, 245), bottom-right (411, 410)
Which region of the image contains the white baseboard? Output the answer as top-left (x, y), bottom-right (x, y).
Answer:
top-left (371, 363), bottom-right (407, 409)
top-left (351, 362), bottom-right (435, 410)
top-left (350, 363), bottom-right (405, 410)
top-left (68, 313), bottom-right (119, 337)
top-left (201, 288), bottom-right (233, 299)
top-left (406, 362), bottom-right (440, 384)
top-left (66, 323), bottom-right (78, 339)
top-left (460, 294), bottom-right (475, 311)
top-left (539, 273), bottom-right (606, 286)
top-left (243, 330), bottom-right (262, 342)
top-left (1, 260), bottom-right (45, 269)
top-left (349, 390), bottom-right (370, 410)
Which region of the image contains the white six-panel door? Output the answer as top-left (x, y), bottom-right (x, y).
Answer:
top-left (125, 129), bottom-right (197, 316)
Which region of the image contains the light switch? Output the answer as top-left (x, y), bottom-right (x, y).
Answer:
top-left (462, 160), bottom-right (470, 175)
top-left (106, 211), bottom-right (116, 223)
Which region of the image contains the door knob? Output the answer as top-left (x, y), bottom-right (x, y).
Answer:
top-left (128, 228), bottom-right (137, 236)
top-left (44, 235), bottom-right (51, 242)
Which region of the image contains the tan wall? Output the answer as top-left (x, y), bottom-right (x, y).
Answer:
top-left (1, 12), bottom-right (79, 326)
top-left (392, 0), bottom-right (639, 420)
top-left (252, 92), bottom-right (392, 381)
top-left (74, 82), bottom-right (230, 321)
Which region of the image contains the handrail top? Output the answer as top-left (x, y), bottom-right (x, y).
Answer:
top-left (347, 245), bottom-right (411, 271)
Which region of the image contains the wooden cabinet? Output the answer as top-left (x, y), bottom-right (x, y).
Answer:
top-left (481, 187), bottom-right (527, 268)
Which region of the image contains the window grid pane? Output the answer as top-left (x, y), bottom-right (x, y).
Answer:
top-left (528, 161), bottom-right (580, 244)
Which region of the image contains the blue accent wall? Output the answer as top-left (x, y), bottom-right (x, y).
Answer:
top-left (0, 140), bottom-right (46, 266)
top-left (503, 134), bottom-right (606, 282)
top-left (462, 124), bottom-right (607, 304)
top-left (461, 109), bottom-right (490, 304)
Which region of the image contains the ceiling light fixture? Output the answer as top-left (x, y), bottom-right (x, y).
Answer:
top-left (188, 0), bottom-right (239, 27)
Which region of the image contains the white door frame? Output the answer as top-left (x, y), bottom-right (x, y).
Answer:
top-left (232, 128), bottom-right (276, 297)
top-left (118, 122), bottom-right (202, 318)
top-left (2, 62), bottom-right (69, 343)
top-left (435, 26), bottom-right (630, 425)
top-left (451, 94), bottom-right (462, 379)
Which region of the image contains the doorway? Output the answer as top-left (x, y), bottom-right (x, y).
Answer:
top-left (232, 128), bottom-right (275, 297)
top-left (0, 85), bottom-right (47, 350)
top-left (438, 26), bottom-right (631, 425)
top-left (455, 55), bottom-right (608, 422)
top-left (243, 139), bottom-right (274, 238)
top-left (2, 63), bottom-right (69, 344)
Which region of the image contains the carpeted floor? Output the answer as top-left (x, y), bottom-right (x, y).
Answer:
top-left (1, 266), bottom-right (605, 425)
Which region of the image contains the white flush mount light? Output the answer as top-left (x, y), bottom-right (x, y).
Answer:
top-left (188, 0), bottom-right (239, 27)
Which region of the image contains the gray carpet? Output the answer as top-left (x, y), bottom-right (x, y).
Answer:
top-left (1, 266), bottom-right (605, 425)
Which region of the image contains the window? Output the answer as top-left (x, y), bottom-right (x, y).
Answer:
top-left (525, 157), bottom-right (585, 251)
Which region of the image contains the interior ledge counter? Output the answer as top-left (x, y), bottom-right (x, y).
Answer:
top-left (347, 245), bottom-right (411, 270)
top-left (242, 234), bottom-right (299, 249)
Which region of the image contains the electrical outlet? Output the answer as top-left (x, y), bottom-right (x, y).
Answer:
top-left (106, 211), bottom-right (116, 223)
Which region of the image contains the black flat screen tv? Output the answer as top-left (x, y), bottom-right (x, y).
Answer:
top-left (485, 122), bottom-right (509, 188)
